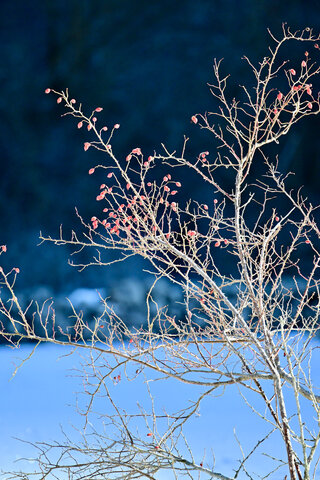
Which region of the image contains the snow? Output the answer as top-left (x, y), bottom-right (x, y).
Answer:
top-left (0, 338), bottom-right (319, 478)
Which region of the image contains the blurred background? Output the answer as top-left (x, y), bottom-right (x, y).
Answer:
top-left (1, 0), bottom-right (320, 295)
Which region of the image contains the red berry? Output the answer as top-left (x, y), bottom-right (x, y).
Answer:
top-left (84, 142), bottom-right (91, 151)
top-left (95, 107), bottom-right (103, 112)
top-left (132, 148), bottom-right (142, 155)
top-left (191, 115), bottom-right (198, 124)
top-left (88, 168), bottom-right (95, 175)
top-left (77, 121), bottom-right (83, 129)
top-left (45, 88), bottom-right (51, 94)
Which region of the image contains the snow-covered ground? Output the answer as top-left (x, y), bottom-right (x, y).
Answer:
top-left (0, 338), bottom-right (319, 478)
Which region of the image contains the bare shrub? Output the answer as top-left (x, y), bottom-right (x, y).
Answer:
top-left (2, 25), bottom-right (320, 480)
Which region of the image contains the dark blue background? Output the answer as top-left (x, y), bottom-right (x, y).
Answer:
top-left (1, 0), bottom-right (320, 290)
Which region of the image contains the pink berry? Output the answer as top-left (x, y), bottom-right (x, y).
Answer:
top-left (88, 168), bottom-right (95, 175)
top-left (77, 121), bottom-right (83, 129)
top-left (84, 142), bottom-right (91, 151)
top-left (132, 148), bottom-right (142, 155)
top-left (191, 115), bottom-right (198, 124)
top-left (95, 107), bottom-right (103, 112)
top-left (45, 88), bottom-right (51, 94)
